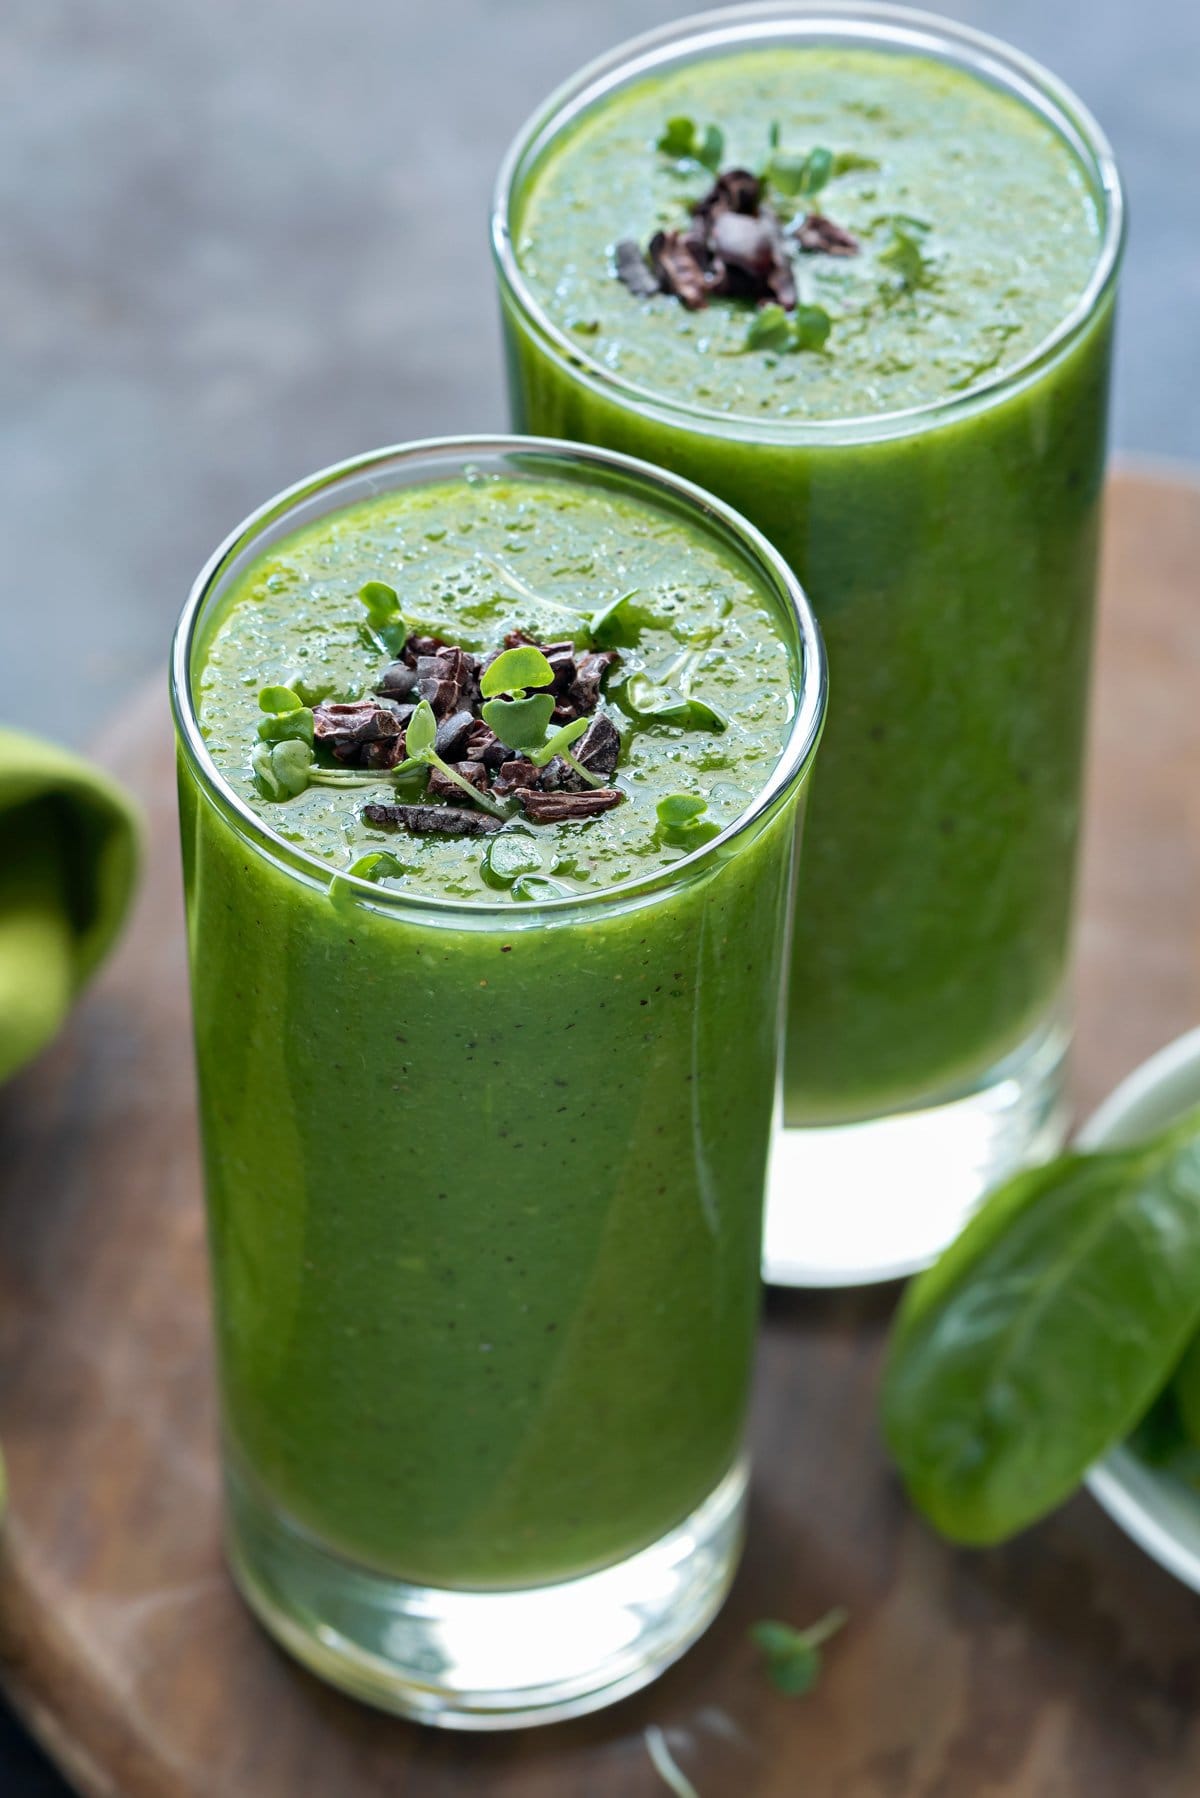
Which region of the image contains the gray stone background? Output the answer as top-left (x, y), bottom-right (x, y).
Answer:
top-left (1, 0), bottom-right (1197, 1788)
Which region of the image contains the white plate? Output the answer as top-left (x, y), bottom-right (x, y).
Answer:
top-left (1080, 1026), bottom-right (1200, 1591)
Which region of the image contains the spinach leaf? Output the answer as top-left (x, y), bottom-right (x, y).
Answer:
top-left (882, 1103), bottom-right (1200, 1544)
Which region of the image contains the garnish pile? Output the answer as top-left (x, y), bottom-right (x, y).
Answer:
top-left (254, 604), bottom-right (626, 838)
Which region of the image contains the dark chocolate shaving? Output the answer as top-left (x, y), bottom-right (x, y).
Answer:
top-left (709, 209), bottom-right (795, 309)
top-left (492, 758), bottom-right (540, 797)
top-left (694, 167), bottom-right (761, 222)
top-left (416, 646), bottom-right (477, 718)
top-left (462, 720), bottom-right (507, 768)
top-left (648, 228), bottom-right (710, 311)
top-left (376, 660), bottom-right (418, 702)
top-left (312, 701), bottom-right (406, 769)
top-left (795, 213), bottom-right (859, 257)
top-left (617, 163), bottom-right (812, 313)
top-left (517, 788), bottom-right (625, 825)
top-left (402, 633), bottom-right (447, 667)
top-left (434, 708), bottom-right (477, 761)
top-left (615, 238), bottom-right (661, 298)
top-left (563, 649), bottom-right (620, 719)
top-left (362, 802), bottom-right (502, 836)
top-left (426, 761), bottom-right (489, 801)
top-left (571, 714), bottom-right (621, 782)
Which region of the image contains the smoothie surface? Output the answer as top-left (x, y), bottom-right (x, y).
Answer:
top-left (512, 46), bottom-right (1104, 421)
top-left (197, 470), bottom-right (794, 901)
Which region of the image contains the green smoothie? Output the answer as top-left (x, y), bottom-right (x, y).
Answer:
top-left (498, 31), bottom-right (1120, 1122)
top-left (176, 445), bottom-right (822, 1589)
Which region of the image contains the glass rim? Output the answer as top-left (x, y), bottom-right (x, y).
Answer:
top-left (490, 0), bottom-right (1126, 446)
top-left (170, 433), bottom-right (827, 925)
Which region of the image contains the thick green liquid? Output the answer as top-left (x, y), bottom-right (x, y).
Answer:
top-left (506, 44), bottom-right (1113, 1118)
top-left (181, 467), bottom-right (810, 1585)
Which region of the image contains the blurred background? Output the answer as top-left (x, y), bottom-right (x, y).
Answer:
top-left (1, 0), bottom-right (1196, 1788)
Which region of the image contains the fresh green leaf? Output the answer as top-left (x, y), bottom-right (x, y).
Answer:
top-left (528, 714), bottom-right (590, 768)
top-left (657, 115), bottom-right (724, 172)
top-left (481, 691), bottom-right (557, 751)
top-left (792, 303), bottom-right (832, 352)
top-left (657, 115), bottom-right (698, 159)
top-left (882, 1103), bottom-right (1200, 1545)
top-left (744, 304), bottom-right (793, 353)
top-left (347, 851), bottom-right (405, 882)
top-left (479, 644), bottom-right (555, 700)
top-left (404, 699), bottom-right (438, 758)
top-left (256, 704), bottom-right (314, 746)
top-left (621, 673), bottom-right (728, 732)
top-left (751, 1609), bottom-right (847, 1697)
top-left (698, 122), bottom-right (725, 173)
top-left (764, 143), bottom-right (833, 200)
top-left (588, 587), bottom-right (640, 644)
top-left (511, 872), bottom-right (575, 902)
top-left (251, 738), bottom-right (312, 800)
top-left (358, 580), bottom-right (402, 628)
top-left (878, 219), bottom-right (934, 292)
top-left (481, 833), bottom-right (544, 889)
top-left (657, 793), bottom-right (708, 828)
top-left (259, 684), bottom-right (304, 715)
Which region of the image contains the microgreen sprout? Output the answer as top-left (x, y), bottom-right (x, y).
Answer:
top-left (621, 671), bottom-right (727, 733)
top-left (479, 645), bottom-right (558, 752)
top-left (328, 850), bottom-right (407, 907)
top-left (389, 698), bottom-right (509, 818)
top-left (657, 115), bottom-right (724, 173)
top-left (761, 131), bottom-right (834, 202)
top-left (742, 301), bottom-right (831, 356)
top-left (588, 587), bottom-right (640, 644)
top-left (750, 1608), bottom-right (848, 1697)
top-left (357, 580), bottom-right (407, 655)
top-left (251, 737), bottom-right (312, 800)
top-left (257, 685), bottom-right (314, 745)
top-left (656, 792), bottom-right (719, 849)
top-left (511, 872), bottom-right (575, 901)
top-left (481, 833), bottom-right (543, 890)
top-left (877, 216), bottom-right (935, 293)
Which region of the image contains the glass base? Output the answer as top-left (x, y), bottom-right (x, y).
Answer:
top-left (224, 1456), bottom-right (747, 1730)
top-left (764, 1018), bottom-right (1070, 1287)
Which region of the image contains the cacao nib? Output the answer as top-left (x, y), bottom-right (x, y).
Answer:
top-left (401, 633), bottom-right (447, 667)
top-left (312, 701), bottom-right (406, 768)
top-left (434, 708), bottom-right (477, 761)
top-left (648, 228), bottom-right (710, 311)
top-left (362, 803), bottom-right (502, 836)
top-left (462, 720), bottom-right (507, 769)
top-left (572, 714), bottom-right (621, 781)
top-left (426, 761), bottom-right (489, 802)
top-left (517, 788), bottom-right (625, 824)
top-left (376, 660), bottom-right (418, 701)
top-left (566, 649), bottom-right (620, 716)
top-left (492, 758), bottom-right (540, 797)
top-left (795, 213), bottom-right (859, 257)
top-left (694, 168), bottom-right (761, 223)
top-left (416, 646), bottom-right (476, 717)
top-left (615, 238), bottom-right (662, 298)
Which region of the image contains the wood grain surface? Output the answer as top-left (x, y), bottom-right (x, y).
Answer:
top-left (0, 470), bottom-right (1197, 1798)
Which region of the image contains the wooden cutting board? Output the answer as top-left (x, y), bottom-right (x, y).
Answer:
top-left (0, 469), bottom-right (1198, 1798)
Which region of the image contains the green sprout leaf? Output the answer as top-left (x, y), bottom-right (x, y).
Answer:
top-left (588, 587), bottom-right (640, 644)
top-left (328, 849), bottom-right (408, 909)
top-left (404, 698), bottom-right (437, 758)
top-left (357, 580), bottom-right (407, 653)
top-left (259, 685), bottom-right (304, 715)
top-left (878, 217), bottom-right (934, 292)
top-left (792, 303), bottom-right (832, 352)
top-left (481, 833), bottom-right (543, 890)
top-left (764, 142), bottom-right (834, 200)
top-left (751, 1609), bottom-right (847, 1697)
top-left (657, 115), bottom-right (724, 172)
top-left (528, 714), bottom-right (590, 768)
top-left (479, 644), bottom-right (555, 700)
top-left (251, 738), bottom-right (312, 800)
top-left (657, 794), bottom-right (707, 828)
top-left (482, 692), bottom-right (557, 752)
top-left (256, 702), bottom-right (314, 746)
top-left (511, 872), bottom-right (575, 902)
top-left (744, 304), bottom-right (793, 353)
top-left (622, 673), bottom-right (728, 733)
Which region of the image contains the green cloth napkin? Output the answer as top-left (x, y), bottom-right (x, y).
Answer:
top-left (0, 727), bottom-right (140, 1085)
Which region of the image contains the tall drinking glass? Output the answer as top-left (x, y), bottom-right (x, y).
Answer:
top-left (171, 437), bottom-right (825, 1726)
top-left (492, 3), bottom-right (1125, 1284)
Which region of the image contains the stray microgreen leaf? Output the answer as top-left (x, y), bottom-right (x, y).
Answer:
top-left (482, 691), bottom-right (557, 752)
top-left (878, 217), bottom-right (934, 292)
top-left (481, 833), bottom-right (543, 890)
top-left (751, 1608), bottom-right (848, 1697)
top-left (511, 872), bottom-right (575, 902)
top-left (405, 698), bottom-right (437, 758)
top-left (357, 579), bottom-right (407, 654)
top-left (479, 644), bottom-right (555, 700)
top-left (588, 587), bottom-right (640, 644)
top-left (251, 738), bottom-right (312, 800)
top-left (256, 683), bottom-right (315, 745)
top-left (328, 849), bottom-right (409, 909)
top-left (528, 714), bottom-right (590, 768)
top-left (656, 791), bottom-right (720, 849)
top-left (741, 301), bottom-right (832, 357)
top-left (621, 672), bottom-right (728, 733)
top-left (657, 114), bottom-right (724, 172)
top-left (763, 141), bottom-right (834, 201)
top-left (259, 685), bottom-right (304, 715)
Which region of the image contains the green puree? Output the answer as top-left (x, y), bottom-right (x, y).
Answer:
top-left (515, 48), bottom-right (1100, 418)
top-left (504, 43), bottom-right (1112, 1119)
top-left (199, 474), bottom-right (791, 898)
top-left (183, 462), bottom-right (809, 1587)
